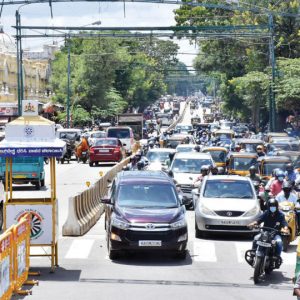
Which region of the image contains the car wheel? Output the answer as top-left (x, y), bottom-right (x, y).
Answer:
top-left (35, 181), bottom-right (41, 190)
top-left (41, 179), bottom-right (45, 187)
top-left (89, 162), bottom-right (93, 167)
top-left (108, 240), bottom-right (120, 260)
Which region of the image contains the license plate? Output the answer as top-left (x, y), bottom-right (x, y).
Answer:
top-left (99, 149), bottom-right (109, 153)
top-left (14, 175), bottom-right (26, 179)
top-left (257, 241), bottom-right (271, 247)
top-left (138, 240), bottom-right (161, 247)
top-left (220, 220), bottom-right (240, 225)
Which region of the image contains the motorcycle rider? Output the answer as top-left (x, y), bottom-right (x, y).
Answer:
top-left (247, 165), bottom-right (261, 183)
top-left (248, 198), bottom-right (289, 262)
top-left (217, 167), bottom-right (225, 175)
top-left (211, 166), bottom-right (218, 175)
top-left (195, 165), bottom-right (210, 183)
top-left (276, 181), bottom-right (298, 205)
top-left (164, 152), bottom-right (175, 168)
top-left (270, 170), bottom-right (285, 197)
top-left (160, 131), bottom-right (169, 148)
top-left (194, 145), bottom-right (201, 152)
top-left (285, 163), bottom-right (299, 185)
top-left (256, 145), bottom-right (266, 157)
top-left (199, 132), bottom-right (209, 144)
top-left (76, 134), bottom-right (89, 160)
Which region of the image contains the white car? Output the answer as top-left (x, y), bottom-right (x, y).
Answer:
top-left (195, 175), bottom-right (261, 238)
top-left (170, 152), bottom-right (214, 208)
top-left (176, 144), bottom-right (196, 153)
top-left (146, 148), bottom-right (176, 171)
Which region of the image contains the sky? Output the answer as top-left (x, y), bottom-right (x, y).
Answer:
top-left (0, 2), bottom-right (198, 67)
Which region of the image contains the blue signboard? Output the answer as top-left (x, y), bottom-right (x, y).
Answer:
top-left (0, 147), bottom-right (64, 157)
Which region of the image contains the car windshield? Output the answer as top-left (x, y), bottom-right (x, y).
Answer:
top-left (216, 133), bottom-right (232, 140)
top-left (262, 162), bottom-right (288, 175)
top-left (203, 180), bottom-right (254, 199)
top-left (176, 146), bottom-right (194, 153)
top-left (269, 144), bottom-right (292, 151)
top-left (146, 151), bottom-right (172, 162)
top-left (117, 184), bottom-right (178, 208)
top-left (107, 128), bottom-right (130, 139)
top-left (205, 150), bottom-right (226, 163)
top-left (59, 132), bottom-right (79, 140)
top-left (171, 158), bottom-right (212, 173)
top-left (91, 132), bottom-right (106, 138)
top-left (230, 157), bottom-right (257, 171)
top-left (176, 125), bottom-right (192, 133)
top-left (94, 139), bottom-right (117, 146)
top-left (241, 144), bottom-right (261, 152)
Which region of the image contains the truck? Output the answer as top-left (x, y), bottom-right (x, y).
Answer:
top-left (116, 113), bottom-right (144, 141)
top-left (0, 156), bottom-right (45, 190)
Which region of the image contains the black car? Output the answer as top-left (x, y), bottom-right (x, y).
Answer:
top-left (102, 171), bottom-right (188, 260)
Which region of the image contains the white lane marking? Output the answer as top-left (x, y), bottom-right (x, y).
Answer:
top-left (235, 242), bottom-right (251, 263)
top-left (193, 240), bottom-right (217, 262)
top-left (65, 239), bottom-right (95, 259)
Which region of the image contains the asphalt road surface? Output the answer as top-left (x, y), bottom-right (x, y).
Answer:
top-left (11, 103), bottom-right (297, 300)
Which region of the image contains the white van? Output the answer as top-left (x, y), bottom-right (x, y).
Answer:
top-left (106, 126), bottom-right (134, 155)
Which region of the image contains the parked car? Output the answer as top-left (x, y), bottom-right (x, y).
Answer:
top-left (106, 126), bottom-right (134, 156)
top-left (195, 175), bottom-right (261, 237)
top-left (102, 171), bottom-right (189, 259)
top-left (89, 138), bottom-right (125, 166)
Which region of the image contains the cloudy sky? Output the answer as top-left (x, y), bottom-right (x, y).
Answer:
top-left (0, 2), bottom-right (198, 66)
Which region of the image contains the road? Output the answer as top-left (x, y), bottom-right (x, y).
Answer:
top-left (12, 102), bottom-right (297, 300)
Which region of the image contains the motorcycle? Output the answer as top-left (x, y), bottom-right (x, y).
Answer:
top-left (279, 201), bottom-right (297, 251)
top-left (245, 226), bottom-right (282, 284)
top-left (77, 150), bottom-right (89, 164)
top-left (58, 140), bottom-right (73, 164)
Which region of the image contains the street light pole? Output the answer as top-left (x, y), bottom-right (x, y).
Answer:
top-left (66, 39), bottom-right (71, 128)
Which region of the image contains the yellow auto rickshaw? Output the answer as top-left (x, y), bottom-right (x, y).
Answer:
top-left (202, 146), bottom-right (228, 167)
top-left (227, 152), bottom-right (258, 176)
top-left (214, 129), bottom-right (235, 145)
top-left (235, 138), bottom-right (265, 153)
top-left (275, 150), bottom-right (300, 173)
top-left (257, 156), bottom-right (292, 182)
top-left (265, 132), bottom-right (288, 143)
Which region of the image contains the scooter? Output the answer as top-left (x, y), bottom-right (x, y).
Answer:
top-left (279, 200), bottom-right (297, 251)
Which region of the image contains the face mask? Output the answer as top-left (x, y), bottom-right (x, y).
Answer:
top-left (278, 177), bottom-right (284, 182)
top-left (270, 207), bottom-right (276, 213)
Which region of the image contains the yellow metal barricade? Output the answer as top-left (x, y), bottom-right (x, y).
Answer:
top-left (0, 228), bottom-right (14, 300)
top-left (13, 214), bottom-right (33, 295)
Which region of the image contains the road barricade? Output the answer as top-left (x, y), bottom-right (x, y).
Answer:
top-left (62, 157), bottom-right (130, 236)
top-left (167, 100), bottom-right (189, 132)
top-left (0, 213), bottom-right (34, 300)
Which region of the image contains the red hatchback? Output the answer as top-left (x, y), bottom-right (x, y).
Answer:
top-left (89, 138), bottom-right (125, 166)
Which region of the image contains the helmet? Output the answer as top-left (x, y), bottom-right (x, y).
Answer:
top-left (148, 141), bottom-right (154, 148)
top-left (235, 144), bottom-right (241, 150)
top-left (249, 165), bottom-right (257, 174)
top-left (217, 167), bottom-right (225, 175)
top-left (268, 198), bottom-right (279, 211)
top-left (200, 165), bottom-right (210, 174)
top-left (211, 166), bottom-right (218, 175)
top-left (276, 170), bottom-right (285, 181)
top-left (194, 145), bottom-right (200, 152)
top-left (272, 168), bottom-right (281, 177)
top-left (256, 145), bottom-right (263, 151)
top-left (137, 161), bottom-right (144, 170)
top-left (286, 163), bottom-right (294, 172)
top-left (202, 132), bottom-right (207, 136)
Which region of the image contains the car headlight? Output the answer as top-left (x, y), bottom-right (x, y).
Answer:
top-left (111, 216), bottom-right (130, 230)
top-left (170, 218), bottom-right (187, 229)
top-left (243, 206), bottom-right (260, 217)
top-left (199, 204), bottom-right (216, 216)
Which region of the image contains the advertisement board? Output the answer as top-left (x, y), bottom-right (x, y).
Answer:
top-left (6, 204), bottom-right (54, 245)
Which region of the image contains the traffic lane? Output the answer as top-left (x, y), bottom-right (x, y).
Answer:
top-left (10, 161), bottom-right (113, 234)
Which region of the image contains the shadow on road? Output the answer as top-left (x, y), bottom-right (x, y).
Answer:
top-left (110, 250), bottom-right (193, 267)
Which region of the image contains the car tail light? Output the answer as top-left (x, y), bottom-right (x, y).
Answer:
top-left (32, 173), bottom-right (37, 177)
top-left (114, 147), bottom-right (120, 153)
top-left (90, 148), bottom-right (95, 154)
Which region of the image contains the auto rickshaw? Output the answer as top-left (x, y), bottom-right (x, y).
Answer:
top-left (214, 129), bottom-right (235, 145)
top-left (202, 146), bottom-right (228, 167)
top-left (227, 152), bottom-right (258, 176)
top-left (203, 113), bottom-right (214, 123)
top-left (279, 200), bottom-right (297, 252)
top-left (191, 116), bottom-right (201, 126)
top-left (265, 132), bottom-right (288, 143)
top-left (274, 150), bottom-right (300, 172)
top-left (234, 138), bottom-right (265, 153)
top-left (257, 156), bottom-right (292, 183)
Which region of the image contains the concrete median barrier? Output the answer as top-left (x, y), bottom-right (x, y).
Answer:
top-left (62, 157), bottom-right (130, 236)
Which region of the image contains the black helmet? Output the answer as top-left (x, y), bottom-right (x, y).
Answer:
top-left (194, 145), bottom-right (200, 152)
top-left (169, 152), bottom-right (175, 160)
top-left (268, 198), bottom-right (279, 209)
top-left (201, 165), bottom-right (210, 174)
top-left (137, 161), bottom-right (144, 170)
top-left (286, 163), bottom-right (294, 172)
top-left (211, 166), bottom-right (218, 175)
top-left (249, 165), bottom-right (257, 174)
top-left (148, 141), bottom-right (154, 148)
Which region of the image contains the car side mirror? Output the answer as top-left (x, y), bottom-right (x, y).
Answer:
top-left (101, 198), bottom-right (112, 205)
top-left (168, 170), bottom-right (174, 178)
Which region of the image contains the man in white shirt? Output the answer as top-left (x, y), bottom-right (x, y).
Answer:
top-left (275, 181), bottom-right (298, 205)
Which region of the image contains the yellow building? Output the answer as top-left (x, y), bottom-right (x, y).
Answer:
top-left (0, 27), bottom-right (56, 124)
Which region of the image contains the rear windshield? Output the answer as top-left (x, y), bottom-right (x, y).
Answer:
top-left (94, 139), bottom-right (117, 146)
top-left (91, 132), bottom-right (106, 138)
top-left (171, 158), bottom-right (212, 173)
top-left (117, 184), bottom-right (178, 208)
top-left (262, 162), bottom-right (288, 175)
top-left (146, 151), bottom-right (172, 162)
top-left (107, 128), bottom-right (130, 139)
top-left (59, 132), bottom-right (79, 140)
top-left (203, 180), bottom-right (254, 199)
top-left (229, 157), bottom-right (257, 170)
top-left (205, 150), bottom-right (226, 163)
